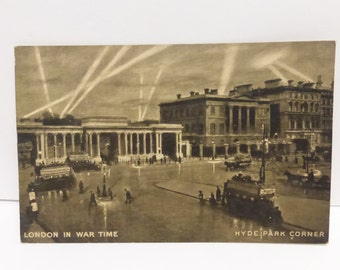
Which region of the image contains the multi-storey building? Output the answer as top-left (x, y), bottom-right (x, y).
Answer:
top-left (159, 76), bottom-right (333, 156)
top-left (250, 77), bottom-right (333, 151)
top-left (159, 88), bottom-right (270, 156)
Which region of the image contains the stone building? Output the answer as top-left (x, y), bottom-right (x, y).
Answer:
top-left (250, 77), bottom-right (333, 151)
top-left (159, 76), bottom-right (333, 156)
top-left (159, 88), bottom-right (270, 156)
top-left (17, 116), bottom-right (183, 165)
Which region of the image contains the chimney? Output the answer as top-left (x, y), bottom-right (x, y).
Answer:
top-left (177, 94), bottom-right (181, 99)
top-left (288, 80), bottom-right (294, 86)
top-left (297, 81), bottom-right (304, 88)
top-left (204, 88), bottom-right (210, 94)
top-left (189, 91), bottom-right (195, 96)
top-left (210, 89), bottom-right (218, 95)
top-left (264, 78), bottom-right (282, 88)
top-left (316, 75), bottom-right (323, 89)
top-left (195, 92), bottom-right (199, 95)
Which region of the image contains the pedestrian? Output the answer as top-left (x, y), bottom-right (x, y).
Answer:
top-left (79, 180), bottom-right (84, 194)
top-left (295, 156), bottom-right (298, 164)
top-left (125, 189), bottom-right (133, 204)
top-left (164, 156), bottom-right (167, 164)
top-left (89, 191), bottom-right (97, 206)
top-left (209, 192), bottom-right (217, 206)
top-left (216, 186), bottom-right (221, 201)
top-left (285, 155), bottom-right (288, 162)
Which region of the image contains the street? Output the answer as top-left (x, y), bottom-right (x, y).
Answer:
top-left (19, 156), bottom-right (331, 243)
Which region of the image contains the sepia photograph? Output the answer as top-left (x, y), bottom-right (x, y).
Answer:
top-left (15, 41), bottom-right (335, 243)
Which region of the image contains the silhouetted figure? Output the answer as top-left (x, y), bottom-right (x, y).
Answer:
top-left (89, 191), bottom-right (97, 206)
top-left (79, 180), bottom-right (84, 194)
top-left (285, 155), bottom-right (288, 162)
top-left (216, 186), bottom-right (221, 201)
top-left (209, 192), bottom-right (217, 206)
top-left (125, 189), bottom-right (132, 204)
top-left (97, 185), bottom-right (101, 197)
top-left (295, 156), bottom-right (298, 164)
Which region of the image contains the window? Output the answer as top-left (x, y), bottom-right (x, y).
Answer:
top-left (210, 106), bottom-right (215, 115)
top-left (219, 106), bottom-right (225, 116)
top-left (219, 123), bottom-right (225, 134)
top-left (210, 123), bottom-right (216, 135)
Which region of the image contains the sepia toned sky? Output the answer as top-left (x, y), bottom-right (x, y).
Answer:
top-left (15, 41), bottom-right (336, 121)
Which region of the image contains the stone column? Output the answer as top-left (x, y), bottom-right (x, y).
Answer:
top-left (179, 133), bottom-right (182, 157)
top-left (199, 143), bottom-right (203, 159)
top-left (136, 133), bottom-right (140, 155)
top-left (45, 133), bottom-right (48, 159)
top-left (117, 133), bottom-right (121, 156)
top-left (62, 133), bottom-right (67, 157)
top-left (247, 142), bottom-right (251, 154)
top-left (89, 133), bottom-right (93, 157)
top-left (40, 133), bottom-right (45, 160)
top-left (256, 141), bottom-right (261, 150)
top-left (71, 133), bottom-right (75, 153)
top-left (175, 133), bottom-right (179, 157)
top-left (85, 133), bottom-right (89, 154)
top-left (150, 133), bottom-right (153, 153)
top-left (129, 133), bottom-right (133, 155)
top-left (97, 133), bottom-right (101, 157)
top-left (224, 143), bottom-right (229, 156)
top-left (159, 133), bottom-right (163, 154)
top-left (124, 133), bottom-right (128, 155)
top-left (143, 133), bottom-right (146, 154)
top-left (247, 107), bottom-right (250, 133)
top-left (238, 107), bottom-right (242, 133)
top-left (36, 134), bottom-right (40, 159)
top-left (236, 142), bottom-right (240, 154)
top-left (155, 132), bottom-right (159, 154)
top-left (53, 134), bottom-right (58, 159)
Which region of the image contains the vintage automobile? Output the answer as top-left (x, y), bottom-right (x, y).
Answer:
top-left (224, 153), bottom-right (252, 170)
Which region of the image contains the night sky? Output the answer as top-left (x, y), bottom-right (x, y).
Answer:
top-left (15, 41), bottom-right (335, 121)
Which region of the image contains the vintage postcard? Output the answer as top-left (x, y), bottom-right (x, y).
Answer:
top-left (15, 41), bottom-right (335, 243)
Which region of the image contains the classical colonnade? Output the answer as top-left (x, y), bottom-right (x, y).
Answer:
top-left (225, 105), bottom-right (257, 133)
top-left (33, 129), bottom-right (183, 164)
